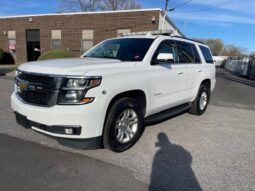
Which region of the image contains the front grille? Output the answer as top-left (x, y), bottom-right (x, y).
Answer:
top-left (16, 71), bottom-right (62, 107)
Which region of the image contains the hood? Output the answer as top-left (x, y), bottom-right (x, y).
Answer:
top-left (18, 58), bottom-right (136, 76)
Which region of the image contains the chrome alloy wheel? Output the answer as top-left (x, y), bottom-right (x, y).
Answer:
top-left (199, 91), bottom-right (208, 111)
top-left (115, 109), bottom-right (138, 144)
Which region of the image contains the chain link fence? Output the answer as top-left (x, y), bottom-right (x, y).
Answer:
top-left (224, 56), bottom-right (255, 79)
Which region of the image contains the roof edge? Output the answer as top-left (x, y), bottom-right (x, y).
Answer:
top-left (0, 8), bottom-right (162, 19)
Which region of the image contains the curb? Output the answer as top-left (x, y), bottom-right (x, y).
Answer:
top-left (216, 74), bottom-right (255, 88)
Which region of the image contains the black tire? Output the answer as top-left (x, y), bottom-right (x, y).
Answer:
top-left (103, 97), bottom-right (145, 152)
top-left (189, 84), bottom-right (210, 115)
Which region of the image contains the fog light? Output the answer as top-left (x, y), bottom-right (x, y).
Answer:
top-left (65, 128), bottom-right (74, 135)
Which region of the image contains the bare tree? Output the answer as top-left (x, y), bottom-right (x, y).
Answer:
top-left (222, 45), bottom-right (248, 57)
top-left (102, 0), bottom-right (141, 10)
top-left (193, 38), bottom-right (249, 57)
top-left (58, 0), bottom-right (141, 12)
top-left (59, 0), bottom-right (102, 12)
top-left (193, 38), bottom-right (224, 56)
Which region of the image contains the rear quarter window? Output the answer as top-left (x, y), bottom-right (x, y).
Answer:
top-left (199, 46), bottom-right (213, 64)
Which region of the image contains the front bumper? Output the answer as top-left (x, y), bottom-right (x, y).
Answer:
top-left (14, 111), bottom-right (102, 149)
top-left (11, 93), bottom-right (105, 139)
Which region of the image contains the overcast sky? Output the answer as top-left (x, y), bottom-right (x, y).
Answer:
top-left (0, 0), bottom-right (254, 52)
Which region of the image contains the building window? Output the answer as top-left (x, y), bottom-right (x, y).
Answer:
top-left (51, 30), bottom-right (61, 50)
top-left (117, 29), bottom-right (131, 37)
top-left (82, 29), bottom-right (94, 53)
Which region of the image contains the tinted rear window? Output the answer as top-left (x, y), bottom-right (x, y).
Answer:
top-left (199, 46), bottom-right (213, 63)
top-left (176, 41), bottom-right (201, 63)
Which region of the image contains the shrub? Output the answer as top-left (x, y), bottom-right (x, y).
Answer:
top-left (0, 49), bottom-right (15, 65)
top-left (0, 48), bottom-right (4, 60)
top-left (38, 50), bottom-right (73, 61)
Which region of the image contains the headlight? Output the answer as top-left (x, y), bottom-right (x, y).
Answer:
top-left (58, 77), bottom-right (101, 105)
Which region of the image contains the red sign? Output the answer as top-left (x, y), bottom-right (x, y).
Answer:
top-left (9, 40), bottom-right (16, 50)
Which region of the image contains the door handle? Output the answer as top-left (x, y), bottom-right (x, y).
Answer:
top-left (177, 72), bottom-right (184, 75)
top-left (198, 70), bottom-right (202, 72)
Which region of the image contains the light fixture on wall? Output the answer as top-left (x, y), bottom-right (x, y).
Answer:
top-left (29, 18), bottom-right (33, 23)
top-left (3, 31), bottom-right (7, 36)
top-left (152, 16), bottom-right (156, 24)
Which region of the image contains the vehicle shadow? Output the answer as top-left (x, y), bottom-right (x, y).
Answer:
top-left (149, 133), bottom-right (202, 191)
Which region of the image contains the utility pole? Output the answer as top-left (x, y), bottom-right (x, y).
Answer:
top-left (162, 0), bottom-right (169, 30)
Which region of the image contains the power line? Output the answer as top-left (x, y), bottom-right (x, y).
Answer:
top-left (169, 0), bottom-right (193, 12)
top-left (180, 0), bottom-right (236, 13)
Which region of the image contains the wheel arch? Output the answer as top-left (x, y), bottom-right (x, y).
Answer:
top-left (201, 79), bottom-right (211, 90)
top-left (105, 89), bottom-right (147, 118)
top-left (100, 89), bottom-right (147, 146)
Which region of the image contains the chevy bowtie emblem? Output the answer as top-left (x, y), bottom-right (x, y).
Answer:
top-left (18, 81), bottom-right (29, 91)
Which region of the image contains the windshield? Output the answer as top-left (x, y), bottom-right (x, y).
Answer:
top-left (84, 38), bottom-right (154, 61)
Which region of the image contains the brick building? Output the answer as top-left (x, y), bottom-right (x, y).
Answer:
top-left (0, 8), bottom-right (182, 63)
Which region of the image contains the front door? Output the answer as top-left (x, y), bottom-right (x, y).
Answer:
top-left (26, 30), bottom-right (41, 61)
top-left (148, 40), bottom-right (187, 115)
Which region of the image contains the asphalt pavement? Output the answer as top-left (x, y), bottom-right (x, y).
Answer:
top-left (0, 134), bottom-right (149, 191)
top-left (0, 68), bottom-right (255, 191)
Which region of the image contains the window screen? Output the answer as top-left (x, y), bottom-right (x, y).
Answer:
top-left (82, 30), bottom-right (94, 53)
top-left (82, 30), bottom-right (94, 40)
top-left (8, 31), bottom-right (16, 39)
top-left (51, 30), bottom-right (61, 39)
top-left (199, 46), bottom-right (213, 64)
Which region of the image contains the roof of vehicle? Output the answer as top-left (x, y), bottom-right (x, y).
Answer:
top-left (116, 31), bottom-right (208, 46)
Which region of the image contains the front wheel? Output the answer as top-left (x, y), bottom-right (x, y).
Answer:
top-left (103, 97), bottom-right (144, 152)
top-left (189, 84), bottom-right (210, 115)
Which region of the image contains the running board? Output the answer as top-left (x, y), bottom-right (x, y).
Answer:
top-left (145, 103), bottom-right (191, 125)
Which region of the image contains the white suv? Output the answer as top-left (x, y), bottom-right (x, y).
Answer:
top-left (11, 31), bottom-right (216, 152)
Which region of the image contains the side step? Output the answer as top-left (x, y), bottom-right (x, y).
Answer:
top-left (145, 103), bottom-right (191, 125)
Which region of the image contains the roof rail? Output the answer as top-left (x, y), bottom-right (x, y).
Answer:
top-left (121, 29), bottom-right (175, 37)
top-left (171, 35), bottom-right (207, 45)
top-left (146, 29), bottom-right (175, 36)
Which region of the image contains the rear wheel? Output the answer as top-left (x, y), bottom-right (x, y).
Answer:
top-left (189, 84), bottom-right (210, 115)
top-left (103, 97), bottom-right (144, 152)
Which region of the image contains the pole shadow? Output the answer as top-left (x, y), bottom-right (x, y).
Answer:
top-left (149, 133), bottom-right (202, 191)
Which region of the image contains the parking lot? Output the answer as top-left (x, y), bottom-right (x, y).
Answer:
top-left (0, 68), bottom-right (255, 191)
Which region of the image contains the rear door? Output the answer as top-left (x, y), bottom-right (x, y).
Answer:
top-left (175, 41), bottom-right (203, 101)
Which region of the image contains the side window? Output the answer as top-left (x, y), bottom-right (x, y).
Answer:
top-left (176, 41), bottom-right (200, 63)
top-left (153, 40), bottom-right (178, 63)
top-left (199, 46), bottom-right (213, 64)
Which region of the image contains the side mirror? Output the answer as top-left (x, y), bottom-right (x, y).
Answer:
top-left (157, 53), bottom-right (174, 62)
